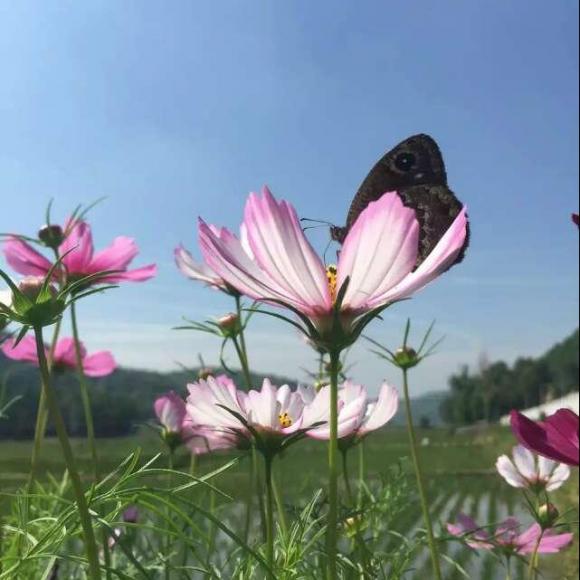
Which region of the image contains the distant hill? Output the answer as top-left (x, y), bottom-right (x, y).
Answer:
top-left (0, 342), bottom-right (297, 439)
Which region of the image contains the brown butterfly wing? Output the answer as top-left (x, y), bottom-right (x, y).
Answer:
top-left (332, 134), bottom-right (469, 268)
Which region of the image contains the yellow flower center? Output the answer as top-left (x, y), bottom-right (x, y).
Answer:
top-left (278, 412), bottom-right (293, 428)
top-left (326, 264), bottom-right (338, 303)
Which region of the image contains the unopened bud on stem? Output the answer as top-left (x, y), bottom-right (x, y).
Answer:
top-left (394, 346), bottom-right (419, 369)
top-left (538, 503), bottom-right (560, 529)
top-left (38, 224), bottom-right (64, 249)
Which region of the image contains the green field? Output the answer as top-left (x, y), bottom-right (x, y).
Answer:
top-left (1, 426), bottom-right (578, 579)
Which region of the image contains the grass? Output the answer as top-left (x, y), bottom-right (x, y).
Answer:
top-left (0, 425), bottom-right (578, 579)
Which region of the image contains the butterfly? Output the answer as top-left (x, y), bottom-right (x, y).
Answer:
top-left (330, 134), bottom-right (469, 269)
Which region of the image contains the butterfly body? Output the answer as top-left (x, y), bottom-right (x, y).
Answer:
top-left (331, 134), bottom-right (469, 268)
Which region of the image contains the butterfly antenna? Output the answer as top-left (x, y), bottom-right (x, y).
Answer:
top-left (303, 224), bottom-right (328, 232)
top-left (300, 217), bottom-right (334, 226)
top-left (322, 238), bottom-right (333, 265)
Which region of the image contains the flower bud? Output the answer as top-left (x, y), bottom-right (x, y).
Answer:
top-left (38, 224), bottom-right (64, 249)
top-left (217, 313), bottom-right (240, 335)
top-left (18, 277), bottom-right (57, 302)
top-left (343, 515), bottom-right (367, 538)
top-left (198, 367), bottom-right (215, 380)
top-left (12, 276), bottom-right (65, 327)
top-left (538, 503), bottom-right (560, 529)
top-left (314, 379), bottom-right (328, 392)
top-left (394, 346), bottom-right (419, 369)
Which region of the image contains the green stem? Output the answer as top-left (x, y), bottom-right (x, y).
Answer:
top-left (402, 368), bottom-right (442, 580)
top-left (165, 449), bottom-right (174, 580)
top-left (272, 470), bottom-right (288, 537)
top-left (33, 326), bottom-right (101, 580)
top-left (244, 449), bottom-right (256, 543)
top-left (206, 457), bottom-right (218, 576)
top-left (326, 349), bottom-right (340, 580)
top-left (357, 441), bottom-right (365, 507)
top-left (27, 317), bottom-right (63, 489)
top-left (70, 302), bottom-right (99, 480)
top-left (235, 295), bottom-right (251, 384)
top-left (318, 352), bottom-right (325, 383)
top-left (264, 455), bottom-right (275, 578)
top-left (527, 530), bottom-right (544, 580)
top-left (232, 296), bottom-right (263, 548)
top-left (102, 528), bottom-right (112, 580)
top-left (505, 556), bottom-right (513, 580)
top-left (341, 449), bottom-right (354, 505)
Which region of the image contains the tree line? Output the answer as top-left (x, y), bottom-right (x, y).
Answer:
top-left (440, 329), bottom-right (579, 426)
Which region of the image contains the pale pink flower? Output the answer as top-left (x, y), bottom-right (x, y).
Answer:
top-left (186, 377), bottom-right (306, 444)
top-left (186, 375), bottom-right (248, 440)
top-left (175, 244), bottom-right (228, 291)
top-left (496, 445), bottom-right (571, 492)
top-left (154, 391), bottom-right (187, 434)
top-left (304, 381), bottom-right (398, 441)
top-left (154, 389), bottom-right (236, 454)
top-left (182, 419), bottom-right (238, 455)
top-left (198, 187), bottom-right (468, 338)
top-left (1, 335), bottom-right (116, 377)
top-left (447, 514), bottom-right (573, 555)
top-left (3, 220), bottom-right (156, 284)
top-left (175, 224), bottom-right (253, 293)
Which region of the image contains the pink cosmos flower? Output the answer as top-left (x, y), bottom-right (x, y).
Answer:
top-left (447, 514), bottom-right (573, 555)
top-left (154, 391), bottom-right (187, 434)
top-left (175, 224), bottom-right (253, 293)
top-left (186, 375), bottom-right (366, 453)
top-left (304, 381), bottom-right (399, 441)
top-left (511, 409), bottom-right (579, 467)
top-left (154, 389), bottom-right (236, 454)
top-left (3, 220), bottom-right (156, 284)
top-left (175, 244), bottom-right (229, 291)
top-left (1, 335), bottom-right (116, 377)
top-left (198, 187), bottom-right (467, 338)
top-left (496, 445), bottom-right (571, 492)
top-left (186, 377), bottom-right (305, 443)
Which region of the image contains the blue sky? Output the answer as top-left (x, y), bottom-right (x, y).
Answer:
top-left (1, 1), bottom-right (578, 396)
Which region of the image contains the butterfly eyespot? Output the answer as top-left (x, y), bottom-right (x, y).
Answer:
top-left (394, 152), bottom-right (417, 172)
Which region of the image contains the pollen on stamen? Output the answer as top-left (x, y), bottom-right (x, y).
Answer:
top-left (278, 412), bottom-right (293, 428)
top-left (326, 264), bottom-right (338, 303)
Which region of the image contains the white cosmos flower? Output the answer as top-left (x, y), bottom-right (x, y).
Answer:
top-left (496, 445), bottom-right (571, 492)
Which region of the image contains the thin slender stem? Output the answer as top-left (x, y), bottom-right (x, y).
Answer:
top-left (165, 450), bottom-right (174, 580)
top-left (341, 449), bottom-right (354, 505)
top-left (232, 296), bottom-right (263, 548)
top-left (232, 336), bottom-right (252, 391)
top-left (357, 441), bottom-right (365, 507)
top-left (244, 449), bottom-right (256, 543)
top-left (527, 530), bottom-right (544, 580)
top-left (326, 349), bottom-right (340, 580)
top-left (70, 301), bottom-right (99, 479)
top-left (235, 295), bottom-right (251, 382)
top-left (206, 457), bottom-right (218, 576)
top-left (318, 352), bottom-right (325, 382)
top-left (505, 556), bottom-right (513, 580)
top-left (272, 470), bottom-right (288, 537)
top-left (27, 317), bottom-right (63, 489)
top-left (264, 455), bottom-right (275, 578)
top-left (33, 326), bottom-right (101, 580)
top-left (402, 368), bottom-right (442, 580)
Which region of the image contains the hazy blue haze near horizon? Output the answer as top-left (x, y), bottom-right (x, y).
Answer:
top-left (1, 1), bottom-right (578, 396)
